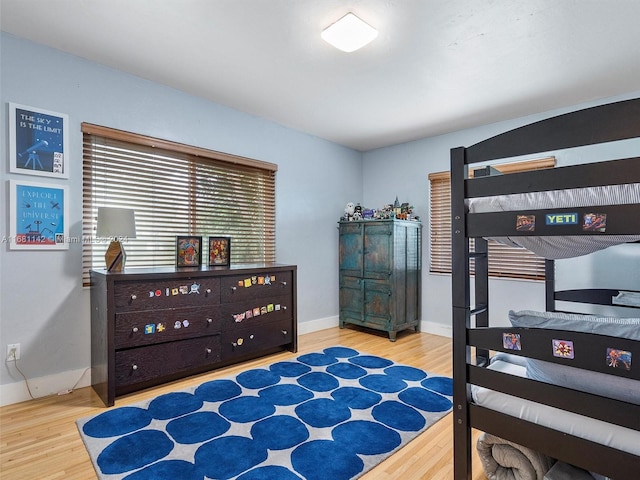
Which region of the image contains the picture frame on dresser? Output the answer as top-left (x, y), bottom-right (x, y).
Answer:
top-left (208, 236), bottom-right (231, 266)
top-left (176, 235), bottom-right (202, 267)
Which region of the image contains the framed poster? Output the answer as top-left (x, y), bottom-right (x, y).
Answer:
top-left (9, 102), bottom-right (69, 179)
top-left (9, 180), bottom-right (69, 250)
top-left (176, 236), bottom-right (202, 267)
top-left (208, 236), bottom-right (231, 266)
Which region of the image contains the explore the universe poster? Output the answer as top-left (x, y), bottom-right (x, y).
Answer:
top-left (9, 180), bottom-right (69, 250)
top-left (9, 103), bottom-right (69, 179)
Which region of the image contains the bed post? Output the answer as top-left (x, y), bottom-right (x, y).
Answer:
top-left (545, 259), bottom-right (555, 312)
top-left (474, 237), bottom-right (489, 365)
top-left (451, 146), bottom-right (472, 480)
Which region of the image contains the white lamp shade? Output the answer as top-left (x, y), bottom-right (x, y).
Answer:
top-left (97, 207), bottom-right (136, 238)
top-left (321, 13), bottom-right (378, 53)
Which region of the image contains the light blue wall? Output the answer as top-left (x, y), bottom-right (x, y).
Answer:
top-left (0, 33), bottom-right (362, 393)
top-left (363, 92), bottom-right (640, 333)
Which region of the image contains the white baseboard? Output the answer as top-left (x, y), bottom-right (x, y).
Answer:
top-left (420, 320), bottom-right (452, 338)
top-left (297, 315), bottom-right (339, 335)
top-left (0, 366), bottom-right (92, 407)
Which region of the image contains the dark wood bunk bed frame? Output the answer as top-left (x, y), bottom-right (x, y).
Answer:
top-left (451, 98), bottom-right (640, 479)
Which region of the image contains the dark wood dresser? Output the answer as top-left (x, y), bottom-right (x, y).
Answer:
top-left (90, 264), bottom-right (297, 406)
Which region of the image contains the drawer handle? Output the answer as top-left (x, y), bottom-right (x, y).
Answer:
top-left (280, 281), bottom-right (287, 287)
top-left (132, 327), bottom-right (139, 333)
top-left (281, 330), bottom-right (288, 335)
top-left (206, 348), bottom-right (212, 354)
top-left (207, 318), bottom-right (213, 324)
top-left (282, 305), bottom-right (287, 310)
top-left (206, 288), bottom-right (212, 295)
top-left (231, 286), bottom-right (237, 293)
top-left (132, 364), bottom-right (138, 371)
top-left (130, 294), bottom-right (137, 300)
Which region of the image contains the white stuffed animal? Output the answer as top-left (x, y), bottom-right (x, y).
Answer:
top-left (344, 202), bottom-right (355, 220)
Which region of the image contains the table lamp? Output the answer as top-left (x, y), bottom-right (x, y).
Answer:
top-left (97, 207), bottom-right (136, 272)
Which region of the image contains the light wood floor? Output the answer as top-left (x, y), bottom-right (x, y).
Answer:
top-left (0, 326), bottom-right (487, 480)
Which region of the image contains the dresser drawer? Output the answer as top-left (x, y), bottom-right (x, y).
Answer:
top-left (114, 277), bottom-right (220, 311)
top-left (220, 294), bottom-right (292, 331)
top-left (115, 335), bottom-right (221, 387)
top-left (220, 318), bottom-right (293, 361)
top-left (220, 271), bottom-right (292, 303)
top-left (115, 306), bottom-right (221, 348)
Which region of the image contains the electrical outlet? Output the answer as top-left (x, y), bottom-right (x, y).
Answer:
top-left (6, 343), bottom-right (20, 361)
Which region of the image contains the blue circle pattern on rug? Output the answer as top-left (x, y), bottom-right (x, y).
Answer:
top-left (147, 392), bottom-right (203, 420)
top-left (326, 361), bottom-right (368, 379)
top-left (269, 360), bottom-right (312, 377)
top-left (194, 378), bottom-right (242, 402)
top-left (333, 420), bottom-right (402, 455)
top-left (80, 347), bottom-right (453, 480)
top-left (97, 430), bottom-right (174, 475)
top-left (251, 415), bottom-right (310, 449)
top-left (292, 439), bottom-right (364, 480)
top-left (81, 406), bottom-right (152, 438)
top-left (165, 411), bottom-right (230, 444)
top-left (258, 383), bottom-right (314, 405)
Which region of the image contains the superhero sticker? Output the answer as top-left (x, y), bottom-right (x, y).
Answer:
top-left (552, 339), bottom-right (574, 359)
top-left (583, 213), bottom-right (607, 232)
top-left (516, 215), bottom-right (535, 232)
top-left (606, 348), bottom-right (632, 371)
top-left (503, 333), bottom-right (521, 350)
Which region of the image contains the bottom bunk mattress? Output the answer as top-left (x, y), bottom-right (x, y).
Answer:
top-left (471, 354), bottom-right (640, 468)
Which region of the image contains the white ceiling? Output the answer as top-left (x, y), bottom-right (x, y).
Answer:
top-left (2, 0), bottom-right (640, 151)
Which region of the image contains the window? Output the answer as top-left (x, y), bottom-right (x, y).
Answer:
top-left (428, 157), bottom-right (555, 280)
top-left (82, 124), bottom-right (276, 286)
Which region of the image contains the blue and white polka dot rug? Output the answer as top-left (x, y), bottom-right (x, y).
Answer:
top-left (77, 346), bottom-right (453, 480)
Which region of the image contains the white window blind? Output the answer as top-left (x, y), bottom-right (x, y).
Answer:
top-left (428, 157), bottom-right (555, 280)
top-left (82, 124), bottom-right (276, 286)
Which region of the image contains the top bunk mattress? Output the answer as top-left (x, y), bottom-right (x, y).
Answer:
top-left (468, 183), bottom-right (640, 258)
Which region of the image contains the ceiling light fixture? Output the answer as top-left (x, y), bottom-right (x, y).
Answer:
top-left (321, 13), bottom-right (378, 53)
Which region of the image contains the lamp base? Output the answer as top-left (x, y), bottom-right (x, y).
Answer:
top-left (105, 240), bottom-right (126, 272)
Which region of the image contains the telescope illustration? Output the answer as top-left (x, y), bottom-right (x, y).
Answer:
top-left (18, 139), bottom-right (48, 170)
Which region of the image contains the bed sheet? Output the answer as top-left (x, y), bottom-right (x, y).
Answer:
top-left (470, 354), bottom-right (640, 456)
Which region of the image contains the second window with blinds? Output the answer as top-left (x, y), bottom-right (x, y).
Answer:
top-left (81, 124), bottom-right (277, 286)
top-left (428, 157), bottom-right (555, 280)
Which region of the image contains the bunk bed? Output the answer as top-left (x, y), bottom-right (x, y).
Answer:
top-left (451, 97), bottom-right (640, 480)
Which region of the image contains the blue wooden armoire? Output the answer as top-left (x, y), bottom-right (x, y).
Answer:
top-left (338, 219), bottom-right (422, 341)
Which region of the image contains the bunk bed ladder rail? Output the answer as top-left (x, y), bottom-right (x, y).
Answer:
top-left (451, 146), bottom-right (490, 480)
